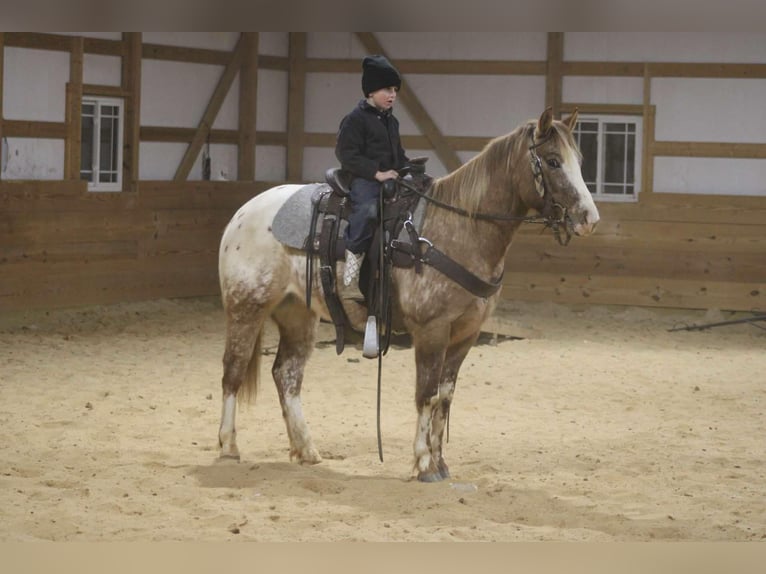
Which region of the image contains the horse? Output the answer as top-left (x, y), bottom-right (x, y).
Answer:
top-left (216, 108), bottom-right (600, 482)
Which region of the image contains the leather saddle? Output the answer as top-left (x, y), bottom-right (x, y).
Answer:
top-left (307, 159), bottom-right (431, 355)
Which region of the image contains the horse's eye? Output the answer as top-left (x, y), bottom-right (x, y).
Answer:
top-left (546, 158), bottom-right (561, 169)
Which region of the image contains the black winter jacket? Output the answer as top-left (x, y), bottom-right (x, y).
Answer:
top-left (335, 99), bottom-right (408, 180)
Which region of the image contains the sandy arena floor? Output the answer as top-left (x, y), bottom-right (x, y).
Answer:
top-left (1, 296), bottom-right (764, 541)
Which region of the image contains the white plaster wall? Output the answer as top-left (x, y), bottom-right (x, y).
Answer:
top-left (139, 142), bottom-right (188, 180)
top-left (3, 47), bottom-right (69, 121)
top-left (652, 78), bottom-right (766, 144)
top-left (2, 139), bottom-right (64, 179)
top-left (3, 32), bottom-right (765, 194)
top-left (302, 147), bottom-right (335, 183)
top-left (256, 70), bottom-right (288, 132)
top-left (83, 54), bottom-right (122, 87)
top-left (654, 157), bottom-right (766, 196)
top-left (302, 32), bottom-right (548, 182)
top-left (255, 145), bottom-right (286, 181)
top-left (562, 76), bottom-right (644, 105)
top-left (139, 142), bottom-right (238, 181)
top-left (140, 59), bottom-right (239, 130)
top-left (258, 33), bottom-right (288, 57)
top-left (565, 33), bottom-right (766, 63)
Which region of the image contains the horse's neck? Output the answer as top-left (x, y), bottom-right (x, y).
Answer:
top-left (422, 166), bottom-right (528, 276)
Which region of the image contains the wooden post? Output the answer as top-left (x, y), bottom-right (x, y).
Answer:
top-left (122, 33), bottom-right (142, 192)
top-left (546, 33), bottom-right (564, 117)
top-left (0, 32), bottom-right (4, 181)
top-left (238, 32), bottom-right (259, 181)
top-left (286, 33), bottom-right (306, 182)
top-left (174, 35), bottom-right (244, 181)
top-left (65, 36), bottom-right (84, 180)
top-left (642, 63), bottom-right (654, 195)
top-left (355, 32), bottom-right (462, 173)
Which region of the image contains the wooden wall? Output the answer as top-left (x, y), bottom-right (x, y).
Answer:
top-left (505, 193), bottom-right (766, 311)
top-left (0, 180), bottom-right (267, 310)
top-left (1, 32), bottom-right (764, 313)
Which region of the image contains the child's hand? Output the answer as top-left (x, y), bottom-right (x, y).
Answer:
top-left (374, 170), bottom-right (399, 182)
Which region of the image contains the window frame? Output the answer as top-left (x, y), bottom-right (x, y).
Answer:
top-left (573, 114), bottom-right (643, 203)
top-left (81, 95), bottom-right (125, 192)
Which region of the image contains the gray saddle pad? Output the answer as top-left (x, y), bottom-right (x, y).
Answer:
top-left (271, 183), bottom-right (345, 250)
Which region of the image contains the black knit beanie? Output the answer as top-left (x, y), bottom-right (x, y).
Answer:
top-left (361, 55), bottom-right (401, 96)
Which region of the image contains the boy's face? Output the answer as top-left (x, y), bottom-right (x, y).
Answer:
top-left (368, 86), bottom-right (398, 111)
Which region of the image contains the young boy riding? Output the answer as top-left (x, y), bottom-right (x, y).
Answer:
top-left (335, 54), bottom-right (409, 287)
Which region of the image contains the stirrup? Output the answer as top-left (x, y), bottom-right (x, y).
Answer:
top-left (362, 315), bottom-right (379, 359)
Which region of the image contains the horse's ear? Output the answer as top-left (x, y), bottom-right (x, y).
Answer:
top-left (563, 108), bottom-right (579, 133)
top-left (537, 107), bottom-right (553, 138)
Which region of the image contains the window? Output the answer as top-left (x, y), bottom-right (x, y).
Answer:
top-left (573, 115), bottom-right (642, 202)
top-left (80, 97), bottom-right (124, 191)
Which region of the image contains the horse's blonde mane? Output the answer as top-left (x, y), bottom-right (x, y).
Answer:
top-left (430, 118), bottom-right (581, 218)
top-left (430, 122), bottom-right (530, 217)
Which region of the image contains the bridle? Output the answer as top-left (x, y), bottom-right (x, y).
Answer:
top-left (400, 129), bottom-right (574, 246)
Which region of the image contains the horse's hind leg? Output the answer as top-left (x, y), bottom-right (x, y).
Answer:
top-left (219, 310), bottom-right (266, 460)
top-left (271, 297), bottom-right (322, 465)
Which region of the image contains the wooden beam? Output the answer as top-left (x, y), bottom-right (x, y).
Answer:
top-left (355, 32), bottom-right (462, 173)
top-left (83, 84), bottom-right (130, 98)
top-left (546, 33), bottom-right (564, 117)
top-left (143, 43), bottom-right (229, 66)
top-left (258, 55), bottom-right (288, 71)
top-left (562, 61), bottom-right (766, 79)
top-left (144, 129), bottom-right (285, 147)
top-left (65, 37), bottom-right (84, 180)
top-left (122, 33), bottom-right (142, 192)
top-left (652, 140), bottom-right (766, 159)
top-left (141, 126), bottom-right (240, 145)
top-left (254, 131), bottom-right (287, 147)
top-left (4, 33), bottom-right (122, 56)
top-left (83, 37), bottom-right (123, 57)
top-left (304, 131), bottom-right (491, 152)
top-left (238, 33), bottom-right (258, 181)
top-left (286, 33), bottom-right (306, 182)
top-left (561, 61), bottom-right (646, 77)
top-left (304, 58), bottom-right (546, 76)
top-left (4, 32), bottom-right (73, 52)
top-left (647, 62), bottom-right (766, 79)
top-left (173, 35), bottom-right (245, 181)
top-left (560, 103), bottom-right (645, 116)
top-left (1, 120), bottom-right (68, 138)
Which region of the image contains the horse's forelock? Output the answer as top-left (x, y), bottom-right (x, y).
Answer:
top-left (550, 121), bottom-right (583, 164)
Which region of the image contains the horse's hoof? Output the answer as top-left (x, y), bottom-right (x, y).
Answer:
top-left (417, 471), bottom-right (444, 483)
top-left (217, 453), bottom-right (241, 462)
top-left (292, 446), bottom-right (322, 465)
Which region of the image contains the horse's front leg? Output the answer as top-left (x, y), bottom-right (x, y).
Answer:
top-left (412, 332), bottom-right (448, 482)
top-left (428, 333), bottom-right (479, 480)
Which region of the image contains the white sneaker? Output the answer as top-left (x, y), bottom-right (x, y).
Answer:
top-left (343, 250), bottom-right (364, 287)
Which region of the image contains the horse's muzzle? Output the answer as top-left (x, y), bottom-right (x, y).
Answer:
top-left (572, 208), bottom-right (600, 237)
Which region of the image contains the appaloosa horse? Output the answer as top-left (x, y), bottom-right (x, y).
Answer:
top-left (217, 108), bottom-right (599, 482)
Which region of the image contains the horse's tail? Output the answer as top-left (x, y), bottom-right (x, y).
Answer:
top-left (237, 325), bottom-right (263, 406)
